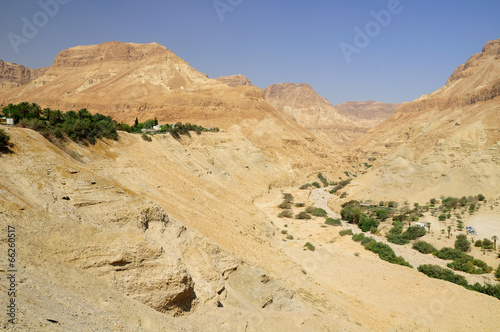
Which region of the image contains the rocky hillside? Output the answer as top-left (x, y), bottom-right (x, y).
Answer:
top-left (216, 74), bottom-right (254, 87)
top-left (0, 41), bottom-right (351, 178)
top-left (334, 100), bottom-right (398, 134)
top-left (346, 38), bottom-right (500, 201)
top-left (2, 126), bottom-right (500, 331)
top-left (0, 60), bottom-right (47, 93)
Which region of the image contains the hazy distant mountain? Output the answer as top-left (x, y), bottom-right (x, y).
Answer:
top-left (0, 60), bottom-right (48, 93)
top-left (264, 83), bottom-right (394, 146)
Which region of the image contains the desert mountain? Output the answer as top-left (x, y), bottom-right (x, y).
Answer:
top-left (264, 83), bottom-right (390, 146)
top-left (346, 38), bottom-right (500, 201)
top-left (334, 100), bottom-right (398, 132)
top-left (216, 74), bottom-right (254, 87)
top-left (0, 60), bottom-right (48, 93)
top-left (0, 41), bottom-right (350, 177)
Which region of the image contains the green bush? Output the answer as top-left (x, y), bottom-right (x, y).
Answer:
top-left (363, 239), bottom-right (412, 267)
top-left (438, 214), bottom-right (447, 221)
top-left (387, 233), bottom-right (410, 245)
top-left (311, 208), bottom-right (328, 217)
top-left (325, 218), bottom-right (342, 226)
top-left (286, 234), bottom-right (294, 240)
top-left (435, 247), bottom-right (470, 261)
top-left (0, 129), bottom-right (10, 148)
top-left (340, 206), bottom-right (363, 224)
top-left (299, 183), bottom-right (311, 190)
top-left (278, 201), bottom-right (292, 209)
top-left (339, 229), bottom-right (353, 236)
top-left (304, 242), bottom-right (315, 251)
top-left (357, 215), bottom-right (379, 232)
top-left (482, 238), bottom-right (493, 249)
top-left (281, 229), bottom-right (288, 234)
top-left (418, 264), bottom-right (468, 286)
top-left (352, 233), bottom-right (365, 242)
top-left (278, 210), bottom-right (293, 218)
top-left (389, 221), bottom-right (404, 234)
top-left (495, 265), bottom-right (500, 279)
top-left (317, 173), bottom-right (329, 187)
top-left (478, 194), bottom-right (485, 201)
top-left (454, 234), bottom-right (470, 252)
top-left (311, 182), bottom-right (321, 188)
top-left (282, 193), bottom-right (294, 203)
top-left (474, 240), bottom-right (483, 247)
top-left (294, 202), bottom-right (305, 207)
top-left (412, 241), bottom-right (437, 254)
top-left (402, 226), bottom-right (426, 240)
top-left (375, 208), bottom-right (389, 220)
top-left (141, 134), bottom-right (152, 142)
top-left (305, 206), bottom-right (315, 213)
top-left (295, 211), bottom-right (312, 220)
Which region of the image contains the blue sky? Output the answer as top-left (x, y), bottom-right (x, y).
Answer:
top-left (1, 0), bottom-right (499, 104)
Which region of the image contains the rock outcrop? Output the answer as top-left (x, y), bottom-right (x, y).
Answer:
top-left (0, 60), bottom-right (47, 93)
top-left (216, 74), bottom-right (254, 87)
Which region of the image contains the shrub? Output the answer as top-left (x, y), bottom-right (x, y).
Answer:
top-left (325, 218), bottom-right (342, 226)
top-left (311, 208), bottom-right (328, 217)
top-left (340, 206), bottom-right (363, 223)
top-left (278, 210), bottom-right (293, 218)
top-left (438, 214), bottom-right (446, 221)
top-left (375, 209), bottom-right (389, 220)
top-left (304, 242), bottom-right (315, 251)
top-left (358, 215), bottom-right (379, 232)
top-left (281, 229), bottom-right (288, 234)
top-left (278, 201), bottom-right (292, 209)
top-left (454, 234), bottom-right (471, 252)
top-left (418, 264), bottom-right (468, 286)
top-left (474, 240), bottom-right (483, 247)
top-left (286, 234), bottom-right (294, 240)
top-left (294, 202), bottom-right (305, 207)
top-left (305, 206), bottom-right (315, 213)
top-left (0, 129), bottom-right (10, 148)
top-left (435, 247), bottom-right (470, 261)
top-left (311, 182), bottom-right (321, 188)
top-left (141, 134), bottom-right (152, 142)
top-left (339, 229), bottom-right (353, 236)
top-left (363, 239), bottom-right (412, 267)
top-left (299, 183), bottom-right (311, 190)
top-left (389, 221), bottom-right (404, 234)
top-left (282, 193), bottom-right (294, 203)
top-left (387, 233), bottom-right (410, 245)
top-left (482, 238), bottom-right (493, 249)
top-left (361, 236), bottom-right (373, 246)
top-left (352, 233), bottom-right (365, 242)
top-left (317, 173), bottom-right (329, 187)
top-left (447, 257), bottom-right (490, 274)
top-left (495, 265), bottom-right (500, 279)
top-left (295, 211), bottom-right (312, 220)
top-left (402, 226), bottom-right (426, 240)
top-left (478, 194), bottom-right (485, 201)
top-left (412, 241), bottom-right (437, 254)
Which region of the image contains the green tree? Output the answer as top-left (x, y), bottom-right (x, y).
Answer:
top-left (455, 234), bottom-right (471, 252)
top-left (492, 235), bottom-right (498, 251)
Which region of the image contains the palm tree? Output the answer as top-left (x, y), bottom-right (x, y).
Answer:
top-left (426, 222), bottom-right (431, 233)
top-left (447, 226), bottom-right (452, 239)
top-left (492, 235), bottom-right (498, 251)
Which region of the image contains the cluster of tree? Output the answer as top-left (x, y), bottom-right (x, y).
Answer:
top-left (120, 118), bottom-right (219, 139)
top-left (340, 201), bottom-right (381, 233)
top-left (2, 102), bottom-right (118, 144)
top-left (349, 232), bottom-right (412, 268)
top-left (418, 264), bottom-right (500, 300)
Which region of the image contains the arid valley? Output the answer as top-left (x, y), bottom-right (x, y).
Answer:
top-left (1, 4), bottom-right (500, 329)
